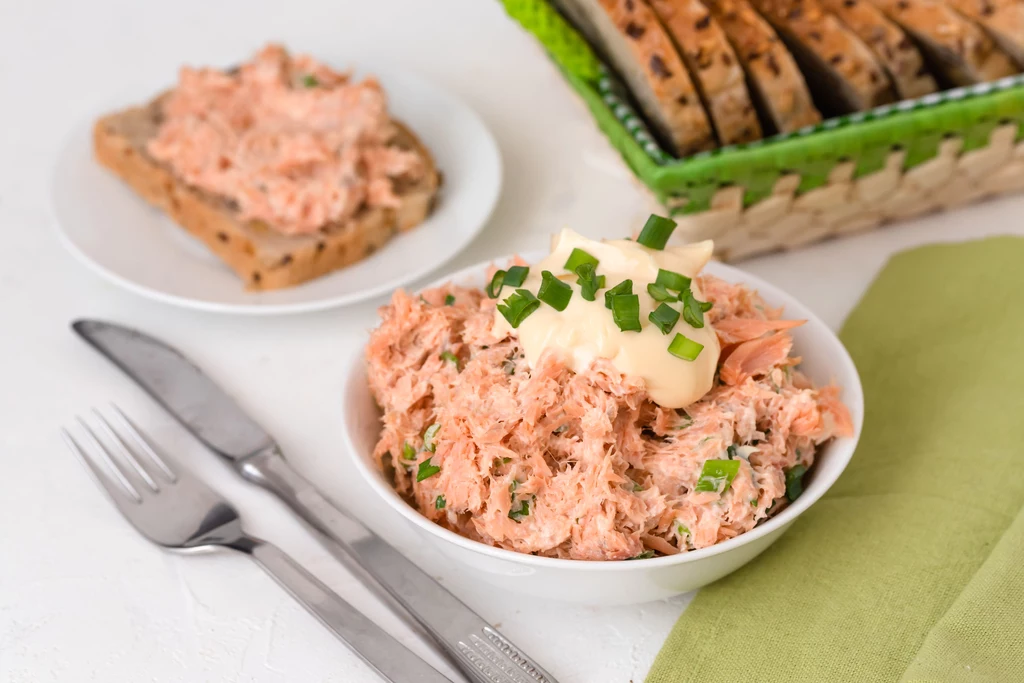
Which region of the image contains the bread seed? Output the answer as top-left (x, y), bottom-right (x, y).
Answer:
top-left (316, 241), bottom-right (326, 255)
top-left (252, 271), bottom-right (262, 284)
top-left (830, 54), bottom-right (843, 65)
top-left (695, 14), bottom-right (711, 30)
top-left (649, 54), bottom-right (671, 79)
top-left (216, 231), bottom-right (229, 243)
top-left (766, 55), bottom-right (781, 76)
top-left (625, 21), bottom-right (646, 38)
top-left (279, 254), bottom-right (293, 267)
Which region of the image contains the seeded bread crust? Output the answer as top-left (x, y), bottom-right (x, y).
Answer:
top-left (943, 0), bottom-right (1024, 68)
top-left (648, 0), bottom-right (763, 145)
top-left (93, 95), bottom-right (440, 291)
top-left (704, 0), bottom-right (821, 133)
top-left (820, 0), bottom-right (938, 98)
top-left (865, 0), bottom-right (1017, 85)
top-left (556, 0), bottom-right (717, 155)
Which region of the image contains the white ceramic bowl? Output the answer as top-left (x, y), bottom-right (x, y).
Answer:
top-left (342, 253), bottom-right (864, 605)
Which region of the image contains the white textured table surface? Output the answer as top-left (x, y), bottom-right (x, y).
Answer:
top-left (2, 2), bottom-right (1023, 682)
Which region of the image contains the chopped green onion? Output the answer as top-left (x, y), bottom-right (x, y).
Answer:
top-left (628, 550), bottom-right (656, 560)
top-left (416, 457), bottom-right (441, 482)
top-left (440, 351), bottom-right (460, 369)
top-left (487, 270), bottom-right (506, 298)
top-left (694, 459), bottom-right (741, 493)
top-left (668, 333), bottom-right (704, 361)
top-left (632, 482), bottom-right (644, 492)
top-left (611, 294), bottom-right (642, 332)
top-left (656, 268), bottom-right (691, 292)
top-left (647, 283), bottom-right (678, 302)
top-left (537, 270), bottom-right (573, 311)
top-left (727, 444), bottom-right (738, 459)
top-left (575, 263), bottom-right (604, 301)
top-left (649, 303), bottom-right (680, 334)
top-left (502, 456), bottom-right (513, 463)
top-left (680, 288), bottom-right (712, 328)
top-left (302, 74), bottom-right (319, 87)
top-left (423, 423), bottom-right (441, 452)
top-left (402, 442), bottom-right (416, 461)
top-left (497, 289), bottom-right (540, 328)
top-left (444, 294), bottom-right (455, 306)
top-left (677, 524), bottom-right (690, 536)
top-left (508, 498), bottom-right (530, 522)
top-left (564, 248), bottom-right (599, 272)
top-left (636, 214), bottom-right (677, 250)
top-left (435, 495), bottom-right (446, 509)
top-left (786, 464), bottom-right (808, 501)
top-left (604, 279), bottom-right (633, 309)
top-left (504, 265), bottom-right (529, 287)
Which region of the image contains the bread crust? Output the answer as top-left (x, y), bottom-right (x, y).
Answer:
top-left (705, 0), bottom-right (821, 133)
top-left (93, 96), bottom-right (439, 291)
top-left (943, 0), bottom-right (1024, 68)
top-left (648, 0), bottom-right (763, 144)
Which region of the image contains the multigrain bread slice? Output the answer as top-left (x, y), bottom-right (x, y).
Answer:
top-left (94, 95), bottom-right (440, 291)
top-left (555, 0), bottom-right (717, 155)
top-left (748, 0), bottom-right (899, 115)
top-left (865, 0), bottom-right (1017, 85)
top-left (704, 0), bottom-right (822, 133)
top-left (820, 0), bottom-right (938, 98)
top-left (648, 0), bottom-right (763, 145)
top-left (943, 0), bottom-right (1024, 68)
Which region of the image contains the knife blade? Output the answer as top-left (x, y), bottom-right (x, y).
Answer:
top-left (73, 319), bottom-right (558, 683)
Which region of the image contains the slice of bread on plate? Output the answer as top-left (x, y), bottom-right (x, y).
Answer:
top-left (555, 0), bottom-right (717, 155)
top-left (865, 0), bottom-right (1018, 85)
top-left (748, 0), bottom-right (899, 115)
top-left (648, 0), bottom-right (764, 145)
top-left (819, 0), bottom-right (938, 98)
top-left (705, 0), bottom-right (822, 133)
top-left (942, 0), bottom-right (1024, 68)
top-left (94, 99), bottom-right (439, 291)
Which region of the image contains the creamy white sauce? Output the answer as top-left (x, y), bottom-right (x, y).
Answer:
top-left (493, 229), bottom-right (720, 408)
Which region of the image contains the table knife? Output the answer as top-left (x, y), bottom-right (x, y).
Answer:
top-left (73, 319), bottom-right (558, 683)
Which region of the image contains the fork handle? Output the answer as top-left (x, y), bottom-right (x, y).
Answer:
top-left (240, 538), bottom-right (452, 683)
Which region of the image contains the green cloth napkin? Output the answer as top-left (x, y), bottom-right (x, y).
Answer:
top-left (647, 237), bottom-right (1024, 683)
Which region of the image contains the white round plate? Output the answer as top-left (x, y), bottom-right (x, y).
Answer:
top-left (50, 70), bottom-right (501, 314)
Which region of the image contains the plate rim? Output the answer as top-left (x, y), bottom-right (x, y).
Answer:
top-left (50, 68), bottom-right (502, 316)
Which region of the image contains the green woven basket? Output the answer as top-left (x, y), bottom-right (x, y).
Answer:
top-left (501, 0), bottom-right (1024, 257)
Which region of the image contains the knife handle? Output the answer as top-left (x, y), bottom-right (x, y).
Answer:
top-left (243, 537), bottom-right (452, 683)
top-left (239, 449), bottom-right (559, 683)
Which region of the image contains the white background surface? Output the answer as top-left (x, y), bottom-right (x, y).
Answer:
top-left (1, 2), bottom-right (1022, 682)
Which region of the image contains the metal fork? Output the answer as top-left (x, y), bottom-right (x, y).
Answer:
top-left (61, 405), bottom-right (453, 683)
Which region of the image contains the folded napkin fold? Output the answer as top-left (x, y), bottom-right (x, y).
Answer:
top-left (647, 237), bottom-right (1024, 683)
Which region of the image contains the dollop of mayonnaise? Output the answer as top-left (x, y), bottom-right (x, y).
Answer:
top-left (493, 229), bottom-right (720, 408)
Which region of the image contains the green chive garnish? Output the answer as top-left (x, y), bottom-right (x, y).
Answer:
top-left (444, 294), bottom-right (455, 306)
top-left (786, 464), bottom-right (808, 501)
top-left (487, 270), bottom-right (506, 298)
top-left (655, 268), bottom-right (691, 292)
top-left (628, 550), bottom-right (656, 560)
top-left (497, 289), bottom-right (540, 328)
top-left (694, 459), bottom-right (741, 493)
top-left (402, 442), bottom-right (416, 461)
top-left (564, 248), bottom-right (599, 272)
top-left (604, 279), bottom-right (633, 309)
top-left (504, 265), bottom-right (529, 287)
top-left (423, 423), bottom-right (441, 452)
top-left (537, 270), bottom-right (573, 311)
top-left (668, 333), bottom-right (704, 361)
top-left (416, 457), bottom-right (441, 482)
top-left (647, 283), bottom-right (678, 302)
top-left (440, 351), bottom-right (460, 369)
top-left (508, 498), bottom-right (530, 522)
top-left (435, 495), bottom-right (446, 509)
top-left (611, 294), bottom-right (642, 332)
top-left (575, 263), bottom-right (604, 301)
top-left (649, 303), bottom-right (680, 334)
top-left (302, 74), bottom-right (319, 87)
top-left (677, 524), bottom-right (690, 536)
top-left (680, 288), bottom-right (712, 328)
top-left (636, 214), bottom-right (677, 250)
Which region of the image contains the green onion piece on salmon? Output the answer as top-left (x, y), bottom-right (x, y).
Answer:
top-left (786, 464), bottom-right (808, 501)
top-left (423, 423), bottom-right (441, 452)
top-left (416, 457), bottom-right (441, 482)
top-left (668, 333), bottom-right (704, 361)
top-left (538, 270), bottom-right (573, 311)
top-left (695, 459), bottom-right (741, 493)
top-left (497, 289), bottom-right (540, 328)
top-left (503, 265), bottom-right (529, 287)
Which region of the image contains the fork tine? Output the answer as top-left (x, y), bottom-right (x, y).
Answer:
top-left (61, 427), bottom-right (141, 504)
top-left (108, 403), bottom-right (178, 483)
top-left (91, 408), bottom-right (160, 491)
top-left (74, 416), bottom-right (151, 501)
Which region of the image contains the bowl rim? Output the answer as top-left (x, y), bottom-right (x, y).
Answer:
top-left (342, 253), bottom-right (864, 572)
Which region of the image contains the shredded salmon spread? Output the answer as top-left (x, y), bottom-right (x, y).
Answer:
top-left (147, 44), bottom-right (425, 236)
top-left (366, 275), bottom-right (853, 561)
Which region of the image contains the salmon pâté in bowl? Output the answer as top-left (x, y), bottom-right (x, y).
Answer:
top-left (342, 218), bottom-right (863, 605)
